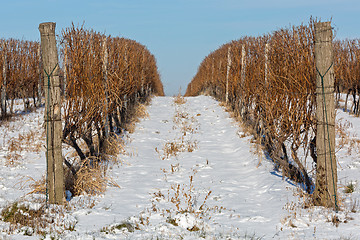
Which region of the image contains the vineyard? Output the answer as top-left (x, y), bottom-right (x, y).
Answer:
top-left (60, 24), bottom-right (164, 171)
top-left (1, 23), bottom-right (164, 201)
top-left (0, 39), bottom-right (40, 115)
top-left (185, 19), bottom-right (360, 208)
top-left (1, 19), bottom-right (360, 239)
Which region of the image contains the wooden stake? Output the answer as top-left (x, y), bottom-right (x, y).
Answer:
top-left (313, 21), bottom-right (338, 210)
top-left (63, 45), bottom-right (67, 98)
top-left (265, 43), bottom-right (269, 86)
top-left (39, 22), bottom-right (65, 205)
top-left (241, 45), bottom-right (246, 84)
top-left (211, 57), bottom-right (215, 83)
top-left (1, 41), bottom-right (7, 118)
top-left (37, 45), bottom-right (42, 106)
top-left (102, 37), bottom-right (110, 137)
top-left (226, 46), bottom-right (231, 103)
top-left (141, 50), bottom-right (145, 95)
top-left (239, 44), bottom-right (246, 116)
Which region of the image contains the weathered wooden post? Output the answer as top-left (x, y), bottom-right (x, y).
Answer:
top-left (207, 57), bottom-right (214, 95)
top-left (102, 37), bottom-right (110, 137)
top-left (62, 44), bottom-right (67, 97)
top-left (241, 45), bottom-right (246, 84)
top-left (264, 43), bottom-right (269, 86)
top-left (211, 57), bottom-right (215, 83)
top-left (141, 50), bottom-right (145, 96)
top-left (124, 41), bottom-right (129, 78)
top-left (1, 41), bottom-right (7, 118)
top-left (225, 46), bottom-right (231, 103)
top-left (37, 45), bottom-right (42, 106)
top-left (240, 44), bottom-right (246, 117)
top-left (217, 60), bottom-right (222, 98)
top-left (313, 21), bottom-right (338, 210)
top-left (39, 22), bottom-right (65, 205)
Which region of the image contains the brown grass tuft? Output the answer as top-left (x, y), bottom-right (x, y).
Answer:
top-left (73, 159), bottom-right (107, 196)
top-left (1, 201), bottom-right (47, 234)
top-left (135, 103), bottom-right (150, 119)
top-left (4, 129), bottom-right (43, 166)
top-left (157, 139), bottom-right (198, 160)
top-left (174, 94), bottom-right (187, 105)
top-left (124, 102), bottom-right (149, 134)
top-left (150, 169), bottom-right (225, 222)
top-left (71, 158), bottom-right (121, 196)
top-left (25, 176), bottom-right (46, 195)
top-left (102, 135), bottom-right (125, 157)
top-left (1, 197), bottom-right (77, 236)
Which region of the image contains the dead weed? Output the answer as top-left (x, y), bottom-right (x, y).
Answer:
top-left (174, 94), bottom-right (187, 105)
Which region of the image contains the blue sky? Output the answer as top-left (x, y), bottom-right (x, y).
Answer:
top-left (0, 0), bottom-right (359, 95)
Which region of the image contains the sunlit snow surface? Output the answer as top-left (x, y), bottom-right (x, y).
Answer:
top-left (0, 96), bottom-right (359, 239)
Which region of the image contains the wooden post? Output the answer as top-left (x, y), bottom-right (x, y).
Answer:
top-left (141, 50), bottom-right (145, 96)
top-left (63, 45), bottom-right (67, 98)
top-left (1, 41), bottom-right (7, 118)
top-left (211, 57), bottom-right (215, 83)
top-left (225, 46), bottom-right (231, 103)
top-left (37, 45), bottom-right (42, 106)
top-left (39, 22), bottom-right (65, 205)
top-left (124, 42), bottom-right (128, 77)
top-left (265, 43), bottom-right (269, 86)
top-left (239, 45), bottom-right (246, 116)
top-left (217, 60), bottom-right (222, 98)
top-left (102, 37), bottom-right (110, 137)
top-left (241, 45), bottom-right (246, 84)
top-left (124, 94), bottom-right (127, 109)
top-left (313, 21), bottom-right (338, 210)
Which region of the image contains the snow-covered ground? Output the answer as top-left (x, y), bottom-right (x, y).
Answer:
top-left (0, 96), bottom-right (360, 239)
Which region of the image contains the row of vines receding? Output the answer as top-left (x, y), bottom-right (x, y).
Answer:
top-left (185, 19), bottom-right (342, 193)
top-left (61, 24), bottom-right (164, 168)
top-left (0, 38), bottom-right (41, 115)
top-left (334, 38), bottom-right (360, 115)
top-left (1, 24), bottom-right (164, 195)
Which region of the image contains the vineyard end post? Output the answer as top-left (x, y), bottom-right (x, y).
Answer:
top-left (39, 22), bottom-right (65, 205)
top-left (313, 21), bottom-right (338, 210)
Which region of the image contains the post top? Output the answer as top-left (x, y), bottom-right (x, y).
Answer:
top-left (39, 22), bottom-right (56, 33)
top-left (314, 21), bottom-right (333, 42)
top-left (314, 21), bottom-right (332, 30)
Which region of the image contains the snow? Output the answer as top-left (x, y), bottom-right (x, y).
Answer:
top-left (0, 95), bottom-right (360, 239)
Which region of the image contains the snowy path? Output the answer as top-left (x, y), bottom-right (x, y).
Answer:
top-left (0, 108), bottom-right (46, 206)
top-left (70, 96), bottom-right (294, 239)
top-left (1, 96), bottom-right (360, 239)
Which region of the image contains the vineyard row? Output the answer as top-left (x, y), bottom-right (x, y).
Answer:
top-left (185, 19), bottom-right (351, 196)
top-left (1, 24), bottom-right (164, 195)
